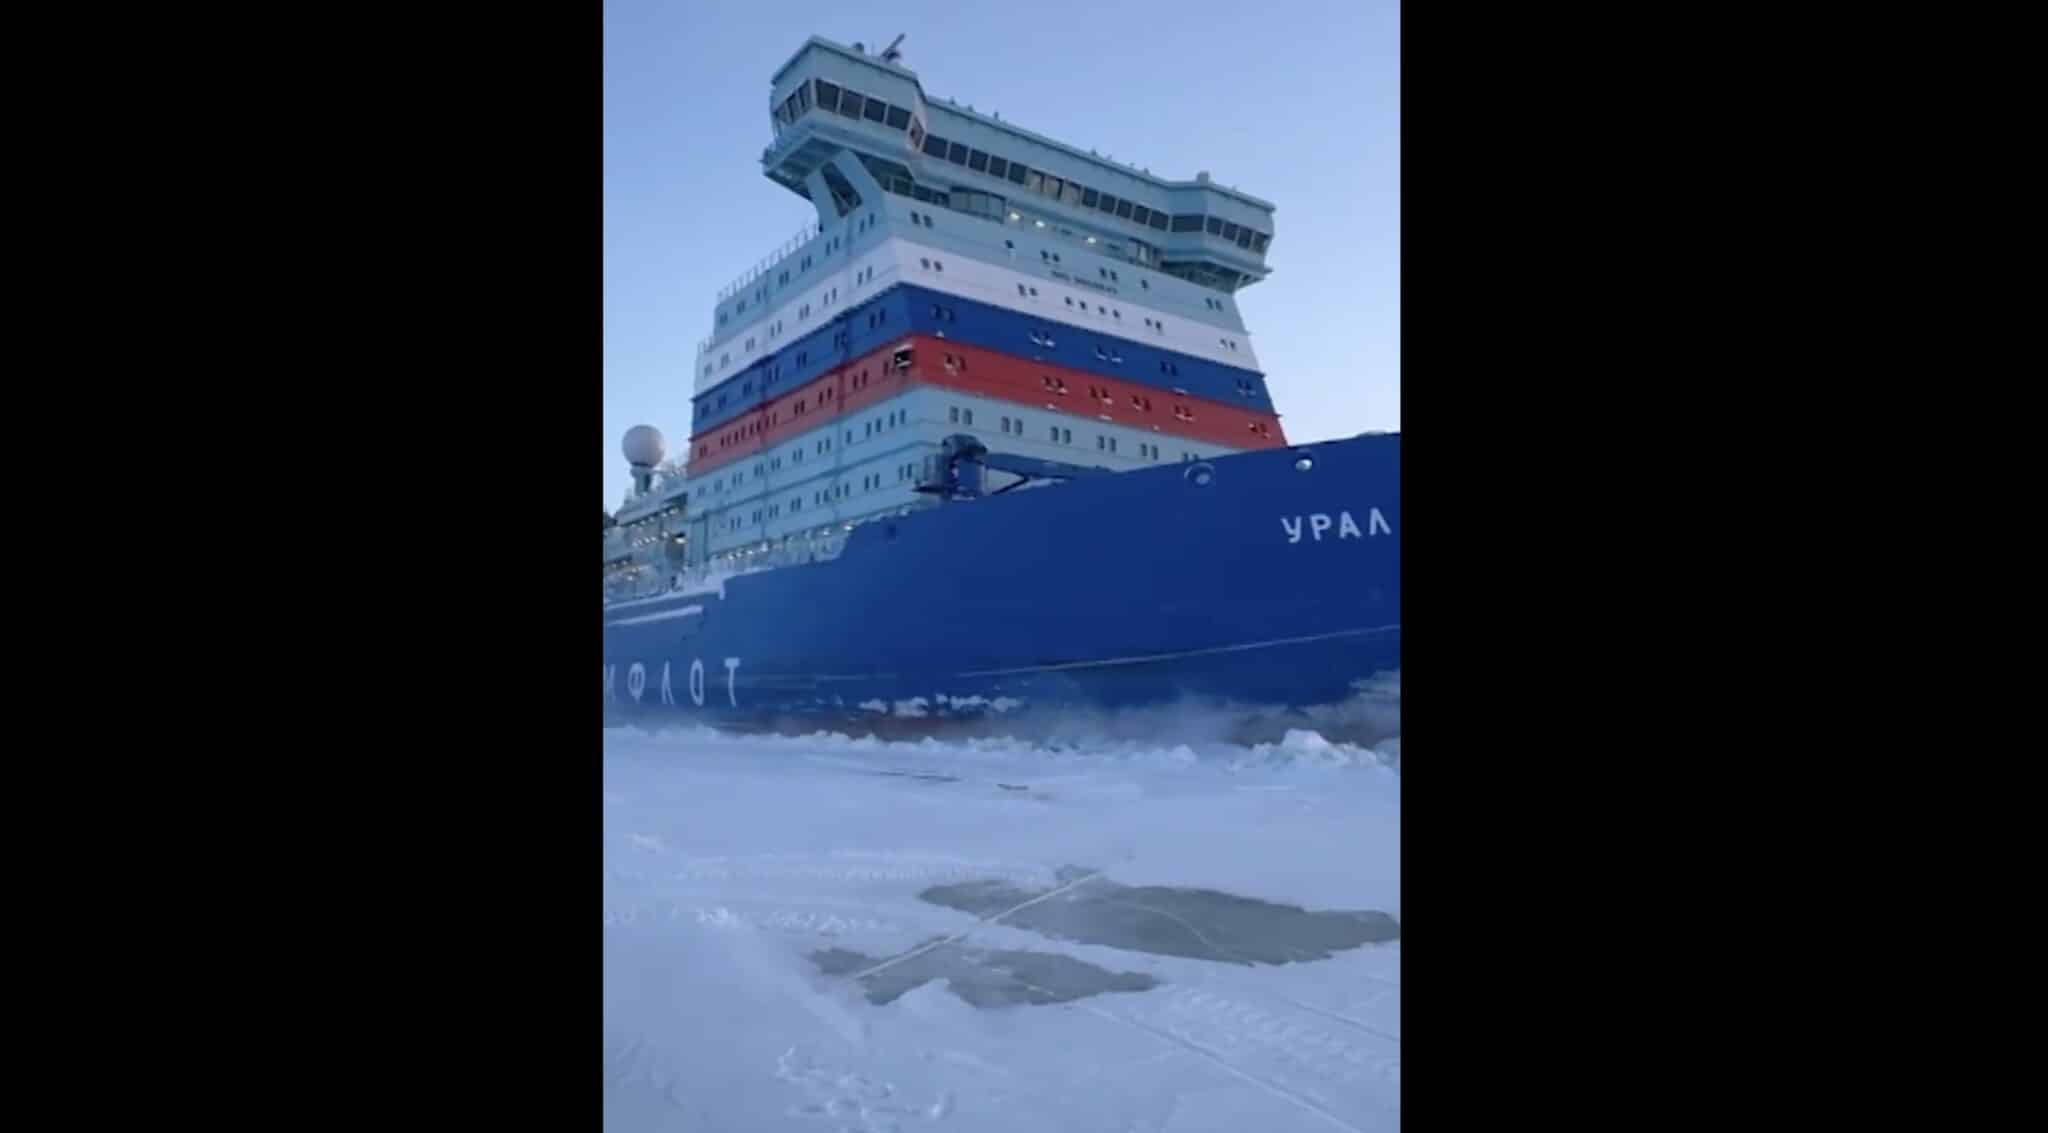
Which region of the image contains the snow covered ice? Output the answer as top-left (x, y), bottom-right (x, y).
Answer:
top-left (603, 724), bottom-right (1401, 1132)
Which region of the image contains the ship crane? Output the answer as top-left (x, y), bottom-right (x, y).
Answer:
top-left (914, 433), bottom-right (1109, 501)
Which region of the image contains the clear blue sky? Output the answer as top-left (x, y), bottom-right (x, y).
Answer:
top-left (604, 0), bottom-right (1399, 508)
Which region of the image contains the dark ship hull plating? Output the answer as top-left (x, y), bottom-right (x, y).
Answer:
top-left (602, 432), bottom-right (1398, 725)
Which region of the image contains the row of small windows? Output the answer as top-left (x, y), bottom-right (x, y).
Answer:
top-left (705, 320), bottom-right (1259, 457)
top-left (711, 287), bottom-right (841, 376)
top-left (1060, 296), bottom-right (1123, 321)
top-left (719, 174), bottom-right (1217, 355)
top-left (707, 409), bottom-right (1232, 517)
top-left (714, 234), bottom-right (846, 334)
top-left (776, 79), bottom-right (916, 136)
top-left (914, 130), bottom-right (1271, 252)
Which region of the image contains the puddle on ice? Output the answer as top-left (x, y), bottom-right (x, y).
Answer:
top-left (811, 943), bottom-right (1158, 1007)
top-left (810, 869), bottom-right (1400, 1009)
top-left (919, 867), bottom-right (1400, 966)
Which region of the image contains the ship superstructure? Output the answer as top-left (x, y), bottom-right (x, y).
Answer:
top-left (677, 36), bottom-right (1285, 572)
top-left (602, 35), bottom-right (1398, 726)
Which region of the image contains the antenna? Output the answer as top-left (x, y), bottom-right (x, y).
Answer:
top-left (880, 33), bottom-right (905, 64)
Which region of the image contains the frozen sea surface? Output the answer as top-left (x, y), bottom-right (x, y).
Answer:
top-left (603, 724), bottom-right (1401, 1132)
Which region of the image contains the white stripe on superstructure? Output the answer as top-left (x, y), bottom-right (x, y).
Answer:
top-left (695, 234), bottom-right (1258, 394)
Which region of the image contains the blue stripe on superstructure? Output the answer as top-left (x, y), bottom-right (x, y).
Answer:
top-left (691, 283), bottom-right (1270, 436)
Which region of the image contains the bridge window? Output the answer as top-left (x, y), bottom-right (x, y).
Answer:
top-left (885, 105), bottom-right (910, 130)
top-left (968, 149), bottom-right (989, 173)
top-left (815, 80), bottom-right (841, 112)
top-left (947, 141), bottom-right (967, 165)
top-left (988, 156), bottom-right (1008, 179)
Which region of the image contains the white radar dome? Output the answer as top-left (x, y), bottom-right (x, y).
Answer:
top-left (622, 425), bottom-right (666, 467)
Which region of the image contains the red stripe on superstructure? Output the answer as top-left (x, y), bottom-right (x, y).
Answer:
top-left (685, 335), bottom-right (1285, 479)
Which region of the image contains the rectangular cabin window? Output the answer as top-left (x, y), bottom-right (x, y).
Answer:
top-left (1222, 221), bottom-right (1240, 241)
top-left (1098, 193), bottom-right (1117, 214)
top-left (1132, 206), bottom-right (1151, 226)
top-left (922, 132), bottom-right (947, 158)
top-left (838, 90), bottom-right (864, 119)
top-left (987, 156), bottom-right (1008, 179)
top-left (815, 80), bottom-right (841, 112)
top-left (1082, 188), bottom-right (1100, 208)
top-left (947, 141), bottom-right (968, 165)
top-left (1115, 200), bottom-right (1134, 219)
top-left (862, 97), bottom-right (888, 124)
top-left (1206, 217), bottom-right (1223, 235)
top-left (885, 105), bottom-right (910, 130)
top-left (968, 149), bottom-right (989, 173)
top-left (1007, 162), bottom-right (1028, 185)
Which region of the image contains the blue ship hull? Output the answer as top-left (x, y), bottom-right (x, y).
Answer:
top-left (603, 432), bottom-right (1398, 726)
